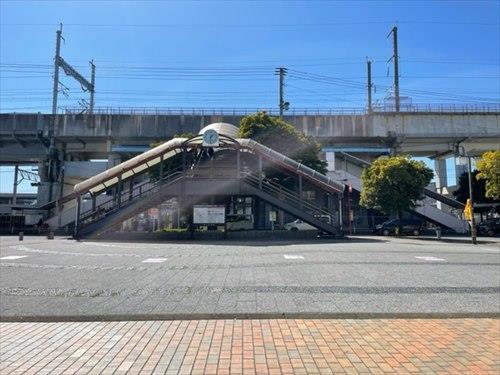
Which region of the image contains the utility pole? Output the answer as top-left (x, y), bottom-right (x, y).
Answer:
top-left (467, 156), bottom-right (477, 244)
top-left (366, 59), bottom-right (373, 113)
top-left (51, 24), bottom-right (63, 119)
top-left (275, 67), bottom-right (289, 117)
top-left (387, 26), bottom-right (400, 112)
top-left (48, 25), bottom-right (96, 204)
top-left (89, 60), bottom-right (96, 115)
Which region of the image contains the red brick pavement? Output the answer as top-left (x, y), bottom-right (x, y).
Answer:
top-left (0, 319), bottom-right (499, 374)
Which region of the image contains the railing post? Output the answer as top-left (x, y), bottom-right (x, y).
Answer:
top-left (298, 175), bottom-right (303, 208)
top-left (159, 154), bottom-right (164, 179)
top-left (74, 194), bottom-right (81, 238)
top-left (258, 155), bottom-right (263, 190)
top-left (236, 149), bottom-right (241, 179)
top-left (117, 174), bottom-right (122, 207)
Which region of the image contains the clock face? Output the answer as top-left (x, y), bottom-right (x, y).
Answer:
top-left (203, 129), bottom-right (219, 146)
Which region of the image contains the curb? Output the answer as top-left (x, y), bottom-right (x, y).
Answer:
top-left (2, 312), bottom-right (499, 323)
top-left (401, 236), bottom-right (499, 245)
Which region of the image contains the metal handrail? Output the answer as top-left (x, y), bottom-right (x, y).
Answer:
top-left (61, 103), bottom-right (500, 116)
top-left (79, 168), bottom-right (184, 228)
top-left (244, 173), bottom-right (334, 220)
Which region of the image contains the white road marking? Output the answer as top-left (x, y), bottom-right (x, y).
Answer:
top-left (415, 256), bottom-right (445, 261)
top-left (142, 258), bottom-right (168, 263)
top-left (82, 242), bottom-right (120, 248)
top-left (0, 255), bottom-right (28, 260)
top-left (284, 254), bottom-right (304, 260)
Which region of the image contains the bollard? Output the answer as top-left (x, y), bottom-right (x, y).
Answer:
top-left (18, 232), bottom-right (23, 241)
top-left (47, 231), bottom-right (54, 240)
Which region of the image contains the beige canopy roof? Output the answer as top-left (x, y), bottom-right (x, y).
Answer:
top-left (74, 137), bottom-right (344, 196)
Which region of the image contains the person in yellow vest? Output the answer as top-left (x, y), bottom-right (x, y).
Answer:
top-left (464, 199), bottom-right (472, 221)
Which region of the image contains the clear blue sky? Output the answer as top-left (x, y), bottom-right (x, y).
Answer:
top-left (0, 1), bottom-right (498, 192)
top-left (1, 0), bottom-right (499, 112)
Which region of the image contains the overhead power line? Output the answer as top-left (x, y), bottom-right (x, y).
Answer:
top-left (2, 21), bottom-right (499, 28)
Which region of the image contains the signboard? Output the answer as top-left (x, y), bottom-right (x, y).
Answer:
top-left (269, 210), bottom-right (277, 222)
top-left (193, 205), bottom-right (225, 224)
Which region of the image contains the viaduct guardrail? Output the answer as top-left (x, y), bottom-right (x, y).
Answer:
top-left (60, 104), bottom-right (500, 116)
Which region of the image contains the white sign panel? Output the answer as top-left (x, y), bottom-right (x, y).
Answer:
top-left (193, 205), bottom-right (225, 224)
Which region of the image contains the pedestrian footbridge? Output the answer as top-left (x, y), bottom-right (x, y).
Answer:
top-left (68, 124), bottom-right (345, 238)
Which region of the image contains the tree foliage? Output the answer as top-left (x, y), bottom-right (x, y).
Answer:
top-left (476, 150), bottom-right (500, 200)
top-left (238, 112), bottom-right (327, 174)
top-left (360, 156), bottom-right (433, 217)
top-left (453, 170), bottom-right (497, 211)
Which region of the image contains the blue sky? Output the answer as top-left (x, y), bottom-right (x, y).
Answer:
top-left (0, 1), bottom-right (499, 192)
top-left (1, 0), bottom-right (499, 112)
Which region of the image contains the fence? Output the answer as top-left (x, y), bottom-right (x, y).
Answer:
top-left (61, 104), bottom-right (500, 116)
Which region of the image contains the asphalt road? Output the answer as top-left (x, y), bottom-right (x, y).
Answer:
top-left (0, 235), bottom-right (499, 320)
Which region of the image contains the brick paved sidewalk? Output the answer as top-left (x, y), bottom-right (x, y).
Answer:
top-left (1, 319), bottom-right (498, 374)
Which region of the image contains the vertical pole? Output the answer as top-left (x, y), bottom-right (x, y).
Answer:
top-left (89, 60), bottom-right (95, 115)
top-left (389, 26), bottom-right (400, 112)
top-left (298, 175), bottom-right (303, 208)
top-left (49, 25), bottom-right (62, 204)
top-left (258, 155), bottom-right (263, 189)
top-left (236, 149), bottom-right (240, 178)
top-left (338, 194), bottom-right (344, 233)
top-left (51, 25), bottom-right (62, 120)
top-left (276, 67), bottom-right (287, 117)
top-left (467, 156), bottom-right (477, 244)
top-left (279, 67), bottom-right (284, 117)
top-left (12, 165), bottom-right (19, 205)
top-left (117, 174), bottom-right (122, 207)
top-left (367, 59), bottom-right (373, 113)
top-left (74, 194), bottom-right (81, 238)
top-left (159, 154), bottom-right (164, 179)
top-left (348, 185), bottom-right (352, 235)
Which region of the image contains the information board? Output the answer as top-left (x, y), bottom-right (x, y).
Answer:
top-left (193, 205), bottom-right (225, 224)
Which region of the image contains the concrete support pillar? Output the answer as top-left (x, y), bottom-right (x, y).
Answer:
top-left (434, 158), bottom-right (447, 210)
top-left (325, 151), bottom-right (335, 172)
top-left (434, 158), bottom-right (447, 190)
top-left (454, 157), bottom-right (467, 185)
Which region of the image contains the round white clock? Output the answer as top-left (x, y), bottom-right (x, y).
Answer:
top-left (202, 129), bottom-right (219, 147)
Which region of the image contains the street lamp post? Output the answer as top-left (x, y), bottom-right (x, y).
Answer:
top-left (456, 143), bottom-right (477, 245)
top-left (466, 156), bottom-right (477, 244)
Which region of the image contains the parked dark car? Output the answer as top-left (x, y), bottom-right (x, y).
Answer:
top-left (374, 219), bottom-right (424, 236)
top-left (477, 218), bottom-right (500, 237)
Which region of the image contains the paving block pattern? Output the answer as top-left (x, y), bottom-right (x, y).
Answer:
top-left (0, 318), bottom-right (499, 374)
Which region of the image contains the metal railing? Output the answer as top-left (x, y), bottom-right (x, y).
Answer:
top-left (244, 172), bottom-right (336, 225)
top-left (61, 103), bottom-right (500, 116)
top-left (79, 168), bottom-right (184, 229)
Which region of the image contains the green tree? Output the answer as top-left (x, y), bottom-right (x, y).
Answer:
top-left (360, 156), bottom-right (433, 233)
top-left (453, 170), bottom-right (497, 212)
top-left (238, 112), bottom-right (327, 174)
top-left (476, 151), bottom-right (500, 200)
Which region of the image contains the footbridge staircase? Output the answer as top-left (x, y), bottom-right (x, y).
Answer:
top-left (70, 134), bottom-right (345, 239)
top-left (331, 152), bottom-right (469, 233)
